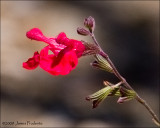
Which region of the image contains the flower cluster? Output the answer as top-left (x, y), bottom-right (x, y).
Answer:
top-left (23, 28), bottom-right (85, 75)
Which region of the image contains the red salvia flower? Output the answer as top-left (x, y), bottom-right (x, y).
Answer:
top-left (23, 28), bottom-right (85, 75)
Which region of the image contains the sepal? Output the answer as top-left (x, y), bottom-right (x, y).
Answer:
top-left (86, 86), bottom-right (113, 108)
top-left (91, 54), bottom-right (113, 73)
top-left (117, 87), bottom-right (136, 104)
top-left (82, 41), bottom-right (100, 56)
top-left (86, 81), bottom-right (122, 108)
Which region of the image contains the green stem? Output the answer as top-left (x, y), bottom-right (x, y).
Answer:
top-left (90, 33), bottom-right (160, 127)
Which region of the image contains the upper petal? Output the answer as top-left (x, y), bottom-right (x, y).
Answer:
top-left (56, 32), bottom-right (70, 46)
top-left (26, 28), bottom-right (46, 41)
top-left (26, 28), bottom-right (66, 51)
top-left (56, 32), bottom-right (85, 58)
top-left (69, 39), bottom-right (85, 58)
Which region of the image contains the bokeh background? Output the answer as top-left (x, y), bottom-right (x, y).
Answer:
top-left (1, 1), bottom-right (159, 127)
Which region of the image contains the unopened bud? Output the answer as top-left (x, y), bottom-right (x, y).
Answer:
top-left (84, 16), bottom-right (95, 33)
top-left (77, 27), bottom-right (90, 36)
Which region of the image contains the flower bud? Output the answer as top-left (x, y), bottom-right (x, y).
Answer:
top-left (77, 27), bottom-right (90, 36)
top-left (84, 16), bottom-right (95, 33)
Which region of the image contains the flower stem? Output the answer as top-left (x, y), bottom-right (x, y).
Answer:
top-left (90, 33), bottom-right (160, 127)
top-left (90, 33), bottom-right (101, 49)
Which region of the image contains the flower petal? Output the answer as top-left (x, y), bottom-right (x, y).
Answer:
top-left (39, 46), bottom-right (78, 75)
top-left (56, 32), bottom-right (70, 46)
top-left (26, 28), bottom-right (46, 41)
top-left (56, 32), bottom-right (85, 58)
top-left (52, 47), bottom-right (78, 75)
top-left (69, 39), bottom-right (85, 58)
top-left (23, 51), bottom-right (40, 70)
top-left (26, 28), bottom-right (66, 51)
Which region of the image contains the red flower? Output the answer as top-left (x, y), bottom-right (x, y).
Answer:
top-left (23, 28), bottom-right (85, 75)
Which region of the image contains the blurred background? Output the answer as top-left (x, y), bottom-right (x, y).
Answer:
top-left (1, 1), bottom-right (159, 127)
